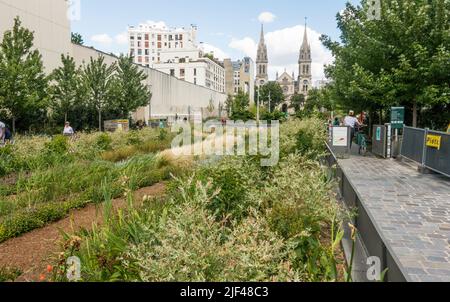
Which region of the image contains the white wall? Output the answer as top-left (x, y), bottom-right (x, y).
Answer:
top-left (72, 45), bottom-right (227, 123)
top-left (0, 0), bottom-right (71, 72)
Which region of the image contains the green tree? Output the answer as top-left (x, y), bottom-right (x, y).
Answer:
top-left (227, 90), bottom-right (254, 120)
top-left (71, 32), bottom-right (84, 45)
top-left (110, 55), bottom-right (151, 119)
top-left (322, 0), bottom-right (450, 128)
top-left (82, 55), bottom-right (116, 131)
top-left (0, 17), bottom-right (48, 133)
top-left (290, 93), bottom-right (306, 112)
top-left (259, 82), bottom-right (285, 112)
top-left (50, 55), bottom-right (85, 123)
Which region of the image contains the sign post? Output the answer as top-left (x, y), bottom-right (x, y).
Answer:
top-left (391, 107), bottom-right (405, 129)
top-left (331, 126), bottom-right (352, 158)
top-left (390, 107), bottom-right (405, 158)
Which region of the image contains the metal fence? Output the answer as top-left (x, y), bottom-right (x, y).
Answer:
top-left (401, 126), bottom-right (450, 178)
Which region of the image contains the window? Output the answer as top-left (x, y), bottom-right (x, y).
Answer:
top-left (137, 49), bottom-right (142, 55)
top-left (130, 35), bottom-right (135, 40)
top-left (170, 69), bottom-right (175, 76)
top-left (137, 35), bottom-right (142, 41)
top-left (194, 68), bottom-right (197, 76)
top-left (137, 41), bottom-right (141, 47)
top-left (145, 49), bottom-right (149, 55)
top-left (138, 56), bottom-right (142, 63)
top-left (157, 35), bottom-right (162, 41)
top-left (145, 41), bottom-right (149, 48)
top-left (180, 69), bottom-right (185, 77)
top-left (179, 58), bottom-right (186, 63)
top-left (194, 78), bottom-right (197, 85)
top-left (130, 41), bottom-right (135, 47)
top-left (157, 42), bottom-right (162, 48)
top-left (145, 34), bottom-right (149, 40)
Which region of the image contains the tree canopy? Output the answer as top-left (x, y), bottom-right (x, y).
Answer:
top-left (0, 17), bottom-right (48, 132)
top-left (321, 0), bottom-right (450, 128)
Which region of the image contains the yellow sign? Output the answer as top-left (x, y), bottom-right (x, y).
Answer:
top-left (427, 135), bottom-right (442, 150)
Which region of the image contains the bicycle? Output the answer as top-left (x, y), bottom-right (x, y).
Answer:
top-left (356, 125), bottom-right (368, 156)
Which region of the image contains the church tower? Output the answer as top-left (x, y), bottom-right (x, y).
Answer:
top-left (298, 18), bottom-right (312, 96)
top-left (256, 24), bottom-right (269, 88)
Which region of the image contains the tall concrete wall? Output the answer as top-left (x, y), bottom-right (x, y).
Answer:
top-left (0, 0), bottom-right (71, 72)
top-left (72, 44), bottom-right (227, 123)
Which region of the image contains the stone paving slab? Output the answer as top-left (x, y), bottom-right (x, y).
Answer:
top-left (338, 155), bottom-right (450, 282)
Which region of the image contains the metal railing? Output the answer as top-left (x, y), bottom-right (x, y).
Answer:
top-left (401, 126), bottom-right (450, 178)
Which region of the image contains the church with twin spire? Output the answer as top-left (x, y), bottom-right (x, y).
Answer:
top-left (255, 20), bottom-right (313, 108)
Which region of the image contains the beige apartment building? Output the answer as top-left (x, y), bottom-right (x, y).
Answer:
top-left (224, 57), bottom-right (255, 103)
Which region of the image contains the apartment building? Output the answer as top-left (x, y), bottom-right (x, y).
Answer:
top-left (128, 23), bottom-right (198, 68)
top-left (224, 57), bottom-right (255, 103)
top-left (153, 48), bottom-right (225, 93)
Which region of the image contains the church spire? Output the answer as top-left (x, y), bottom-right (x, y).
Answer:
top-left (256, 23), bottom-right (269, 87)
top-left (302, 17), bottom-right (309, 49)
top-left (259, 23), bottom-right (265, 45)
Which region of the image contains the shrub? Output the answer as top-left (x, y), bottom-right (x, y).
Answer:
top-left (96, 133), bottom-right (113, 151)
top-left (45, 135), bottom-right (69, 154)
top-left (127, 131), bottom-right (143, 146)
top-left (194, 158), bottom-right (261, 223)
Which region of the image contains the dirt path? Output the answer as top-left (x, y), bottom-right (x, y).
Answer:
top-left (0, 182), bottom-right (167, 282)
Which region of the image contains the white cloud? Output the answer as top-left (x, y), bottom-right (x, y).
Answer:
top-left (201, 43), bottom-right (229, 61)
top-left (115, 32), bottom-right (128, 45)
top-left (228, 25), bottom-right (333, 84)
top-left (228, 37), bottom-right (257, 59)
top-left (258, 12), bottom-right (276, 24)
top-left (90, 34), bottom-right (113, 45)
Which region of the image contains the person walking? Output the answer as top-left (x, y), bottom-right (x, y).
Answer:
top-left (63, 122), bottom-right (75, 137)
top-left (0, 121), bottom-right (6, 145)
top-left (344, 111), bottom-right (362, 149)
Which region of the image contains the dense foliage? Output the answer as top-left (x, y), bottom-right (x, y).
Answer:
top-left (0, 18), bottom-right (151, 133)
top-left (0, 128), bottom-right (176, 243)
top-left (51, 118), bottom-right (347, 282)
top-left (321, 0), bottom-right (450, 129)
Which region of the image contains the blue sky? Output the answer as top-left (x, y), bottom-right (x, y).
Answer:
top-left (72, 0), bottom-right (360, 82)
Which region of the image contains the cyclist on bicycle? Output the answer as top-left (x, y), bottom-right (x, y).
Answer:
top-left (344, 111), bottom-right (362, 149)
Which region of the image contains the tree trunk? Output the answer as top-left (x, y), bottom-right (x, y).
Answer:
top-left (65, 112), bottom-right (68, 124)
top-left (412, 101), bottom-right (418, 128)
top-left (98, 110), bottom-right (102, 132)
top-left (12, 117), bottom-right (16, 134)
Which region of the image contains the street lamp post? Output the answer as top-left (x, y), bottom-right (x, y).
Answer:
top-left (257, 86), bottom-right (260, 122)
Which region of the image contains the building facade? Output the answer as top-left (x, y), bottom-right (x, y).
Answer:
top-left (153, 48), bottom-right (225, 93)
top-left (257, 20), bottom-right (313, 111)
top-left (224, 57), bottom-right (255, 103)
top-left (128, 23), bottom-right (198, 68)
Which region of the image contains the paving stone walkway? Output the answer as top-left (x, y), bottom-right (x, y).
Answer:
top-left (338, 154), bottom-right (450, 282)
